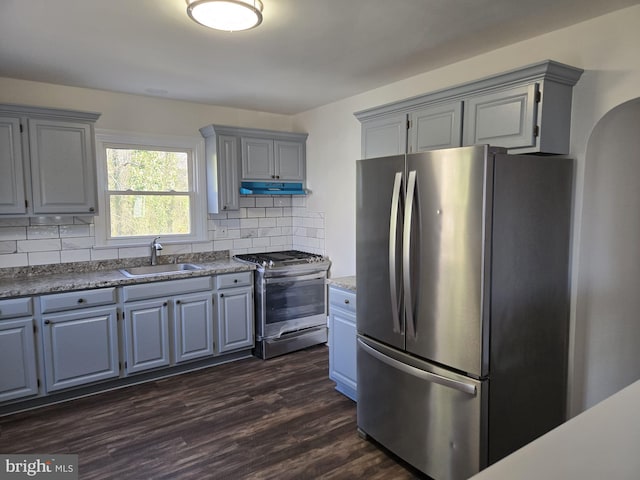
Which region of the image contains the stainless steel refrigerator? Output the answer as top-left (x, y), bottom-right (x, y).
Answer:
top-left (356, 145), bottom-right (573, 480)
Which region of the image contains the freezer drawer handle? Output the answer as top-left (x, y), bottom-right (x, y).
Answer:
top-left (388, 171), bottom-right (403, 334)
top-left (358, 338), bottom-right (477, 396)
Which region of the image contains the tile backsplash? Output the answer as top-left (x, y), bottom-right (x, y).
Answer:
top-left (0, 196), bottom-right (325, 268)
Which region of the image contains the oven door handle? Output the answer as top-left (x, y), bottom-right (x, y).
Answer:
top-left (264, 272), bottom-right (326, 284)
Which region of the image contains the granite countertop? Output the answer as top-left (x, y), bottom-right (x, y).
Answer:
top-left (0, 251), bottom-right (254, 299)
top-left (328, 275), bottom-right (356, 292)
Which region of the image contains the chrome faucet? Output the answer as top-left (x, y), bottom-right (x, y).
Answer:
top-left (150, 236), bottom-right (163, 265)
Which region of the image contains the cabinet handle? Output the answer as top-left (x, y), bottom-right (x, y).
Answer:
top-left (89, 207), bottom-right (95, 212)
top-left (223, 205), bottom-right (227, 210)
top-left (234, 279), bottom-right (238, 283)
top-left (77, 298), bottom-right (85, 304)
top-left (344, 299), bottom-right (350, 304)
top-left (276, 175), bottom-right (280, 179)
top-left (163, 302), bottom-right (168, 307)
top-left (44, 320), bottom-right (51, 325)
top-left (220, 294), bottom-right (224, 298)
top-left (176, 300), bottom-right (181, 304)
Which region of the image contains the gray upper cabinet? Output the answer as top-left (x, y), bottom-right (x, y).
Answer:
top-left (361, 113), bottom-right (407, 159)
top-left (200, 125), bottom-right (240, 213)
top-left (241, 137), bottom-right (274, 180)
top-left (0, 104), bottom-right (100, 216)
top-left (409, 101), bottom-right (463, 153)
top-left (28, 118), bottom-right (97, 214)
top-left (241, 134), bottom-right (306, 181)
top-left (200, 124), bottom-right (307, 212)
top-left (356, 60), bottom-right (583, 156)
top-left (0, 116), bottom-right (27, 214)
top-left (463, 83), bottom-right (538, 150)
top-left (274, 140), bottom-right (304, 181)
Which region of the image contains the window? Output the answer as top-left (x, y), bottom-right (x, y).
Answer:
top-left (95, 131), bottom-right (206, 247)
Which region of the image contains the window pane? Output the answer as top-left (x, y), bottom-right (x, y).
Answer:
top-left (109, 195), bottom-right (191, 237)
top-left (106, 148), bottom-right (189, 192)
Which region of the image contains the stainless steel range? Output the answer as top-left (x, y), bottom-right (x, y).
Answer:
top-left (234, 250), bottom-right (331, 359)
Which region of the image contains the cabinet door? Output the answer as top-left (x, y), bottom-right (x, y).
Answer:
top-left (123, 300), bottom-right (170, 374)
top-left (274, 140), bottom-right (304, 181)
top-left (174, 293), bottom-right (214, 363)
top-left (42, 307), bottom-right (119, 392)
top-left (217, 287), bottom-right (254, 353)
top-left (463, 83), bottom-right (538, 149)
top-left (409, 102), bottom-right (462, 153)
top-left (0, 116), bottom-right (27, 214)
top-left (217, 134), bottom-right (240, 211)
top-left (0, 318), bottom-right (38, 402)
top-left (329, 287), bottom-right (357, 402)
top-left (361, 114), bottom-right (407, 159)
top-left (28, 118), bottom-right (97, 214)
top-left (241, 137), bottom-right (274, 180)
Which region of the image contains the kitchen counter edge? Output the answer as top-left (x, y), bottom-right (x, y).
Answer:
top-left (0, 258), bottom-right (255, 299)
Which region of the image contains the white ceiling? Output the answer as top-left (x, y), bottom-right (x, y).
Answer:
top-left (1, 0), bottom-right (639, 115)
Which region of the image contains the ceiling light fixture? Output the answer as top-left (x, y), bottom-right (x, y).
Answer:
top-left (186, 0), bottom-right (263, 32)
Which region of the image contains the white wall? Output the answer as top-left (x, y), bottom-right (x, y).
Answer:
top-left (293, 5), bottom-right (640, 415)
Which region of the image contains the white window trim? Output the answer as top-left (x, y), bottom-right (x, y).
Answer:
top-left (94, 129), bottom-right (208, 248)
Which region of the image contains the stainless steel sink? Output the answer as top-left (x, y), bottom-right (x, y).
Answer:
top-left (119, 263), bottom-right (203, 278)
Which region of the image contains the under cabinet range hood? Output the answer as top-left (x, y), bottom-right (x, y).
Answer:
top-left (240, 181), bottom-right (306, 195)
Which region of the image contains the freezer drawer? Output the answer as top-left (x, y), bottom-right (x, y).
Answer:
top-left (357, 335), bottom-right (487, 480)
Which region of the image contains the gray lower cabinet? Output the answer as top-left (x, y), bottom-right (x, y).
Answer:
top-left (173, 292), bottom-right (214, 363)
top-left (0, 104), bottom-right (100, 216)
top-left (328, 285), bottom-right (357, 401)
top-left (0, 297), bottom-right (38, 402)
top-left (121, 277), bottom-right (214, 374)
top-left (215, 272), bottom-right (254, 354)
top-left (41, 306), bottom-right (119, 393)
top-left (123, 299), bottom-right (171, 374)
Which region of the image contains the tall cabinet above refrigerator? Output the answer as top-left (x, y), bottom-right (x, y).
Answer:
top-left (356, 145), bottom-right (573, 480)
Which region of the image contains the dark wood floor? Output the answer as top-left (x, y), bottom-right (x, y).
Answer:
top-left (0, 345), bottom-right (423, 479)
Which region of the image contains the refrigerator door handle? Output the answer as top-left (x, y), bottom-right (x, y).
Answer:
top-left (358, 338), bottom-right (477, 396)
top-left (389, 171), bottom-right (403, 333)
top-left (403, 169), bottom-right (417, 339)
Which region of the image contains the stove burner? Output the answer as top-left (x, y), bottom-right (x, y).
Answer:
top-left (234, 250), bottom-right (327, 268)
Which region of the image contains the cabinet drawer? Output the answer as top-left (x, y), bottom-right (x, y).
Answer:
top-left (122, 277), bottom-right (212, 302)
top-left (40, 288), bottom-right (117, 313)
top-left (216, 271), bottom-right (252, 289)
top-left (0, 297), bottom-right (33, 319)
top-left (329, 287), bottom-right (356, 313)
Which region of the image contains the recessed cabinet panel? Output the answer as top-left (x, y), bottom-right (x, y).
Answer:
top-left (463, 84), bottom-right (538, 149)
top-left (0, 318), bottom-right (38, 402)
top-left (218, 135), bottom-right (240, 211)
top-left (217, 287), bottom-right (253, 353)
top-left (28, 118), bottom-right (97, 214)
top-left (0, 117), bottom-right (26, 214)
top-left (174, 293), bottom-right (214, 363)
top-left (274, 140), bottom-right (304, 181)
top-left (124, 300), bottom-right (170, 374)
top-left (241, 137), bottom-right (274, 180)
top-left (361, 114), bottom-right (407, 159)
top-left (409, 102), bottom-right (463, 153)
top-left (42, 307), bottom-right (119, 392)
top-left (328, 286), bottom-right (357, 401)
